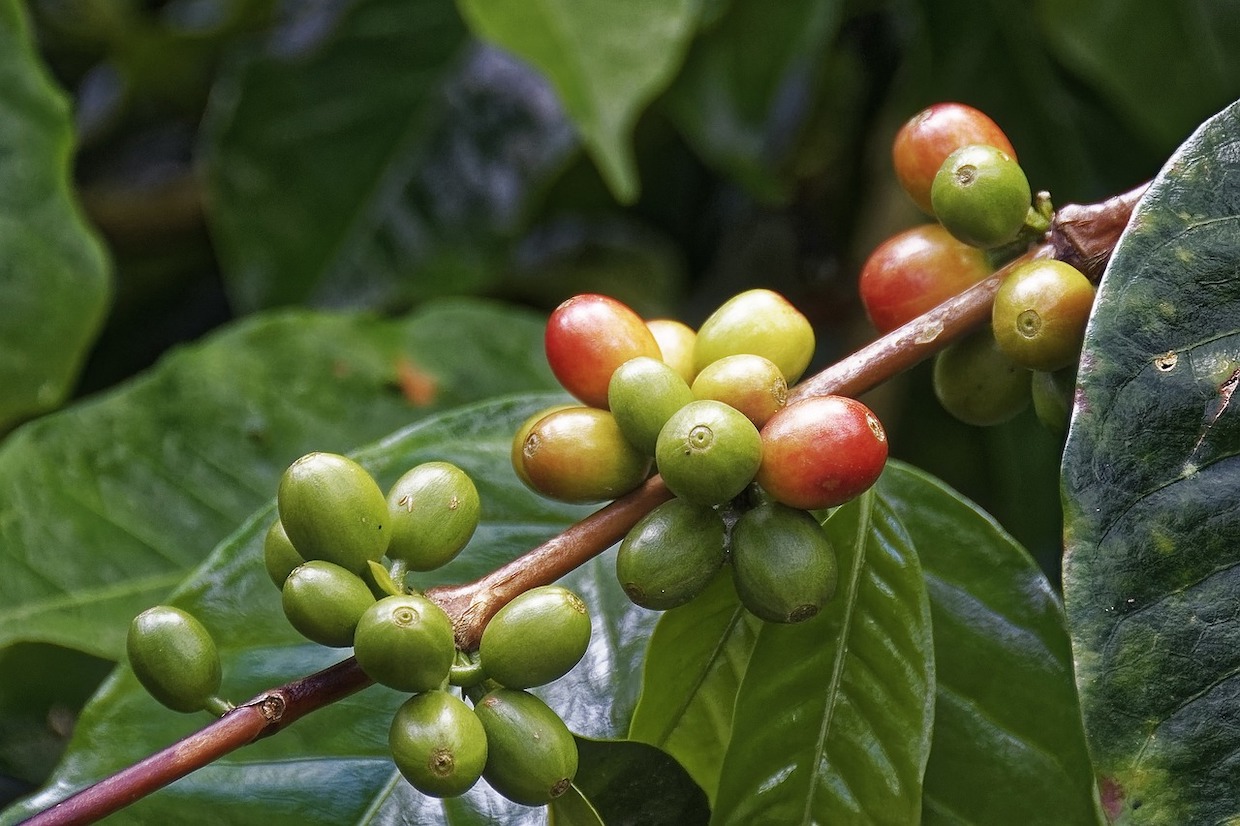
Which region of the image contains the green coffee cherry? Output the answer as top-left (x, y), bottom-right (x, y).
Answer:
top-left (730, 503), bottom-right (838, 623)
top-left (616, 499), bottom-right (726, 610)
top-left (693, 289), bottom-right (816, 383)
top-left (932, 328), bottom-right (1031, 427)
top-left (277, 452), bottom-right (389, 575)
top-left (127, 605), bottom-right (222, 713)
top-left (263, 519), bottom-right (304, 589)
top-left (390, 690), bottom-right (488, 798)
top-left (1032, 366), bottom-right (1077, 437)
top-left (479, 585), bottom-right (591, 689)
top-left (608, 356), bottom-right (695, 455)
top-left (474, 688), bottom-right (578, 806)
top-left (354, 595), bottom-right (456, 692)
top-left (992, 259), bottom-right (1094, 372)
top-left (386, 462), bottom-right (481, 571)
top-left (655, 400), bottom-right (762, 506)
top-left (691, 353), bottom-right (788, 428)
top-left (931, 144), bottom-right (1031, 249)
top-left (281, 560), bottom-right (376, 647)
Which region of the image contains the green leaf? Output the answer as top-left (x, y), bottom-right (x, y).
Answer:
top-left (879, 463), bottom-right (1102, 825)
top-left (628, 571), bottom-right (760, 802)
top-left (661, 0), bottom-right (843, 202)
top-left (3, 394), bottom-right (661, 825)
top-left (710, 491), bottom-right (934, 825)
top-left (564, 738), bottom-right (709, 825)
top-left (0, 0), bottom-right (111, 429)
top-left (1062, 99), bottom-right (1240, 823)
top-left (549, 784), bottom-right (606, 826)
top-left (203, 0), bottom-right (576, 312)
top-left (455, 0), bottom-right (699, 203)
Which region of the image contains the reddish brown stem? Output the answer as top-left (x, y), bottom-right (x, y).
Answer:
top-left (20, 186), bottom-right (1146, 825)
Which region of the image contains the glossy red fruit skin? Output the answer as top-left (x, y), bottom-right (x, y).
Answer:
top-left (858, 223), bottom-right (993, 333)
top-left (757, 396), bottom-right (888, 510)
top-left (544, 294), bottom-right (662, 409)
top-left (892, 102), bottom-right (1017, 215)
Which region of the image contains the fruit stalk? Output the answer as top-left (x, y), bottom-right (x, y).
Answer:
top-left (21, 185), bottom-right (1146, 825)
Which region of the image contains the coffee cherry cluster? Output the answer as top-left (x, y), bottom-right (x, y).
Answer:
top-left (516, 290), bottom-right (890, 624)
top-left (864, 102), bottom-right (1095, 433)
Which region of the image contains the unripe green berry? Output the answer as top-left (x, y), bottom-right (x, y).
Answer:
top-left (931, 144), bottom-right (1031, 249)
top-left (730, 503), bottom-right (838, 624)
top-left (933, 328), bottom-right (1031, 427)
top-left (655, 400), bottom-right (762, 506)
top-left (386, 462), bottom-right (481, 571)
top-left (281, 560), bottom-right (375, 647)
top-left (354, 594), bottom-right (456, 692)
top-left (608, 356), bottom-right (696, 455)
top-left (480, 585), bottom-right (592, 689)
top-left (126, 605), bottom-right (222, 713)
top-left (390, 690), bottom-right (488, 798)
top-left (277, 452), bottom-right (389, 575)
top-left (475, 688), bottom-right (578, 806)
top-left (263, 518), bottom-right (304, 589)
top-left (992, 259), bottom-right (1094, 372)
top-left (617, 499), bottom-right (726, 610)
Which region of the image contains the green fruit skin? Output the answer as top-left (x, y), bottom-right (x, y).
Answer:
top-left (655, 400), bottom-right (762, 506)
top-left (281, 560), bottom-right (376, 647)
top-left (277, 452), bottom-right (390, 575)
top-left (931, 144), bottom-right (1031, 249)
top-left (386, 462), bottom-right (481, 571)
top-left (1032, 366), bottom-right (1077, 437)
top-left (480, 585), bottom-right (592, 689)
top-left (263, 519), bottom-right (305, 589)
top-left (354, 595), bottom-right (457, 692)
top-left (390, 690), bottom-right (488, 798)
top-left (474, 688), bottom-right (578, 806)
top-left (617, 499), bottom-right (727, 610)
top-left (693, 289), bottom-right (815, 383)
top-left (520, 407), bottom-right (652, 504)
top-left (608, 356), bottom-right (696, 455)
top-left (991, 259), bottom-right (1094, 372)
top-left (730, 503), bottom-right (838, 623)
top-left (932, 328), bottom-right (1031, 427)
top-left (127, 606), bottom-right (222, 713)
top-left (691, 353), bottom-right (788, 428)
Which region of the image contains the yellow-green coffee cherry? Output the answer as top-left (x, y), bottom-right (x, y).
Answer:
top-left (479, 585), bottom-right (592, 689)
top-left (263, 519), bottom-right (304, 589)
top-left (991, 259), bottom-right (1095, 372)
top-left (354, 594), bottom-right (456, 692)
top-left (386, 462), bottom-right (481, 571)
top-left (277, 452), bottom-right (389, 575)
top-left (616, 499), bottom-right (726, 610)
top-left (127, 605), bottom-right (222, 713)
top-left (691, 353), bottom-right (788, 428)
top-left (281, 560), bottom-right (376, 647)
top-left (474, 688), bottom-right (578, 806)
top-left (693, 289), bottom-right (815, 383)
top-left (390, 690), bottom-right (488, 798)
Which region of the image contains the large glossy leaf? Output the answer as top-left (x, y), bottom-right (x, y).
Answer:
top-left (1062, 100), bottom-right (1240, 823)
top-left (558, 738), bottom-right (709, 825)
top-left (661, 0), bottom-right (843, 202)
top-left (0, 0), bottom-right (111, 429)
top-left (455, 0), bottom-right (699, 203)
top-left (3, 394), bottom-right (661, 825)
top-left (710, 491), bottom-right (934, 825)
top-left (880, 463), bottom-right (1102, 825)
top-left (204, 0), bottom-right (575, 312)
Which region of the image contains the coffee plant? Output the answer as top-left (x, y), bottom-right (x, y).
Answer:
top-left (1, 1), bottom-right (1239, 825)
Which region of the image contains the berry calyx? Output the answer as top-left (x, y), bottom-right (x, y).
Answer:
top-left (892, 102), bottom-right (1017, 214)
top-left (931, 144), bottom-right (1031, 249)
top-left (544, 294), bottom-right (661, 409)
top-left (991, 259), bottom-right (1095, 371)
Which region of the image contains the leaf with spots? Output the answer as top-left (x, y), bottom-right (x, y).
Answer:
top-left (1062, 98), bottom-right (1240, 824)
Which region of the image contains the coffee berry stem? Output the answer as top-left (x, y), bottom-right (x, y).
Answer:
top-left (22, 183), bottom-right (1147, 826)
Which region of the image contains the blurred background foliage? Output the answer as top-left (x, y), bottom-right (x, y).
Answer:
top-left (4, 0), bottom-right (1239, 800)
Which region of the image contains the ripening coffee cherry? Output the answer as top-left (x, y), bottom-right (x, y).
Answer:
top-left (475, 688), bottom-right (579, 806)
top-left (730, 503), bottom-right (838, 624)
top-left (386, 462), bottom-right (481, 571)
top-left (390, 690), bottom-right (488, 798)
top-left (608, 356), bottom-right (696, 455)
top-left (691, 353), bottom-right (788, 428)
top-left (277, 452), bottom-right (389, 575)
top-left (858, 223), bottom-right (994, 333)
top-left (756, 396), bottom-right (888, 511)
top-left (693, 289), bottom-right (815, 383)
top-left (511, 404), bottom-right (574, 489)
top-left (519, 407), bottom-right (651, 503)
top-left (892, 102), bottom-right (1017, 214)
top-left (127, 606), bottom-right (223, 713)
top-left (616, 499), bottom-right (726, 610)
top-left (992, 259), bottom-right (1095, 372)
top-left (479, 585), bottom-right (592, 689)
top-left (646, 318), bottom-right (698, 384)
top-left (281, 560), bottom-right (376, 647)
top-left (354, 595), bottom-right (456, 692)
top-left (931, 144), bottom-right (1031, 249)
top-left (932, 328), bottom-right (1031, 426)
top-left (544, 294), bottom-right (662, 409)
top-left (656, 400), bottom-right (763, 506)
top-left (263, 519), bottom-right (305, 589)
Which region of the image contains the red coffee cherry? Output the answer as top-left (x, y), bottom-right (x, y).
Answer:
top-left (892, 102), bottom-right (1017, 214)
top-left (544, 294), bottom-right (661, 409)
top-left (756, 396), bottom-right (888, 510)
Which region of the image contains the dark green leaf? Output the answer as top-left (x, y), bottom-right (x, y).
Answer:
top-left (1062, 99), bottom-right (1240, 823)
top-left (0, 0), bottom-right (111, 429)
top-left (566, 738), bottom-right (709, 826)
top-left (661, 0), bottom-right (843, 202)
top-left (204, 0), bottom-right (575, 312)
top-left (628, 571), bottom-right (760, 802)
top-left (2, 395), bottom-right (659, 825)
top-left (710, 491), bottom-right (934, 825)
top-left (549, 785), bottom-right (605, 826)
top-left (455, 0), bottom-right (699, 203)
top-left (879, 463), bottom-right (1102, 825)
